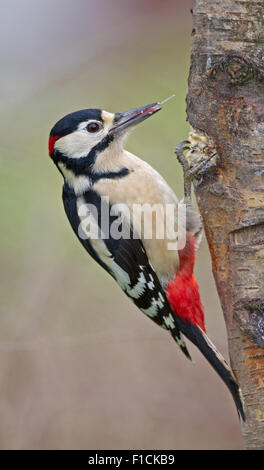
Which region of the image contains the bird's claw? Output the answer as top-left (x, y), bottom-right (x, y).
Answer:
top-left (175, 140), bottom-right (215, 200)
top-left (175, 140), bottom-right (190, 170)
top-left (175, 140), bottom-right (192, 200)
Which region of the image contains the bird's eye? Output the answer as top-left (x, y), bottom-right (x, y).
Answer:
top-left (86, 121), bottom-right (101, 133)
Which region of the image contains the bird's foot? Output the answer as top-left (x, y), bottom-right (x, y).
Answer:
top-left (175, 140), bottom-right (216, 200)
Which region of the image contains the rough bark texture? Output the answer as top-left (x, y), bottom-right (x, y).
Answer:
top-left (187, 0), bottom-right (264, 449)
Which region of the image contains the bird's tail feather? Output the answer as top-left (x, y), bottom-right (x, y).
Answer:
top-left (176, 317), bottom-right (245, 421)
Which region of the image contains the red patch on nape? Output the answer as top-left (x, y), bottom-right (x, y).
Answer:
top-left (48, 135), bottom-right (60, 156)
top-left (166, 233), bottom-right (206, 332)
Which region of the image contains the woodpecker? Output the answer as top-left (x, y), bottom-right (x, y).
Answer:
top-left (49, 100), bottom-right (245, 421)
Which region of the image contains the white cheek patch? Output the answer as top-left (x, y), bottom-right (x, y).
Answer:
top-left (54, 114), bottom-right (115, 160)
top-left (55, 128), bottom-right (106, 159)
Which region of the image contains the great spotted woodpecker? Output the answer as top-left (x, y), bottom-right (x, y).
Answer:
top-left (49, 101), bottom-right (245, 421)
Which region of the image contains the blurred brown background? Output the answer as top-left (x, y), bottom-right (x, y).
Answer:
top-left (0, 0), bottom-right (243, 449)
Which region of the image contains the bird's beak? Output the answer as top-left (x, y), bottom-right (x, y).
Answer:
top-left (110, 102), bottom-right (162, 134)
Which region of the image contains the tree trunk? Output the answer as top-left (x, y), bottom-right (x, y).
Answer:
top-left (186, 0), bottom-right (264, 449)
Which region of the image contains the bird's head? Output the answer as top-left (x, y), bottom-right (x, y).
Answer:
top-left (48, 102), bottom-right (163, 175)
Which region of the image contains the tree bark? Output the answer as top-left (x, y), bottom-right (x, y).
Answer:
top-left (186, 0), bottom-right (264, 449)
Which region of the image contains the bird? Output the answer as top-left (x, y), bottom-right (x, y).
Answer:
top-left (48, 99), bottom-right (245, 421)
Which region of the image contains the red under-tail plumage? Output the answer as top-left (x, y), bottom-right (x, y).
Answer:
top-left (166, 233), bottom-right (206, 332)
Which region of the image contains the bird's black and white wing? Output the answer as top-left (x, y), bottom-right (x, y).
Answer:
top-left (63, 185), bottom-right (190, 359)
top-left (98, 233), bottom-right (190, 359)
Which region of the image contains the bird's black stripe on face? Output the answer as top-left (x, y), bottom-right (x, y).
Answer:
top-left (53, 133), bottom-right (114, 176)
